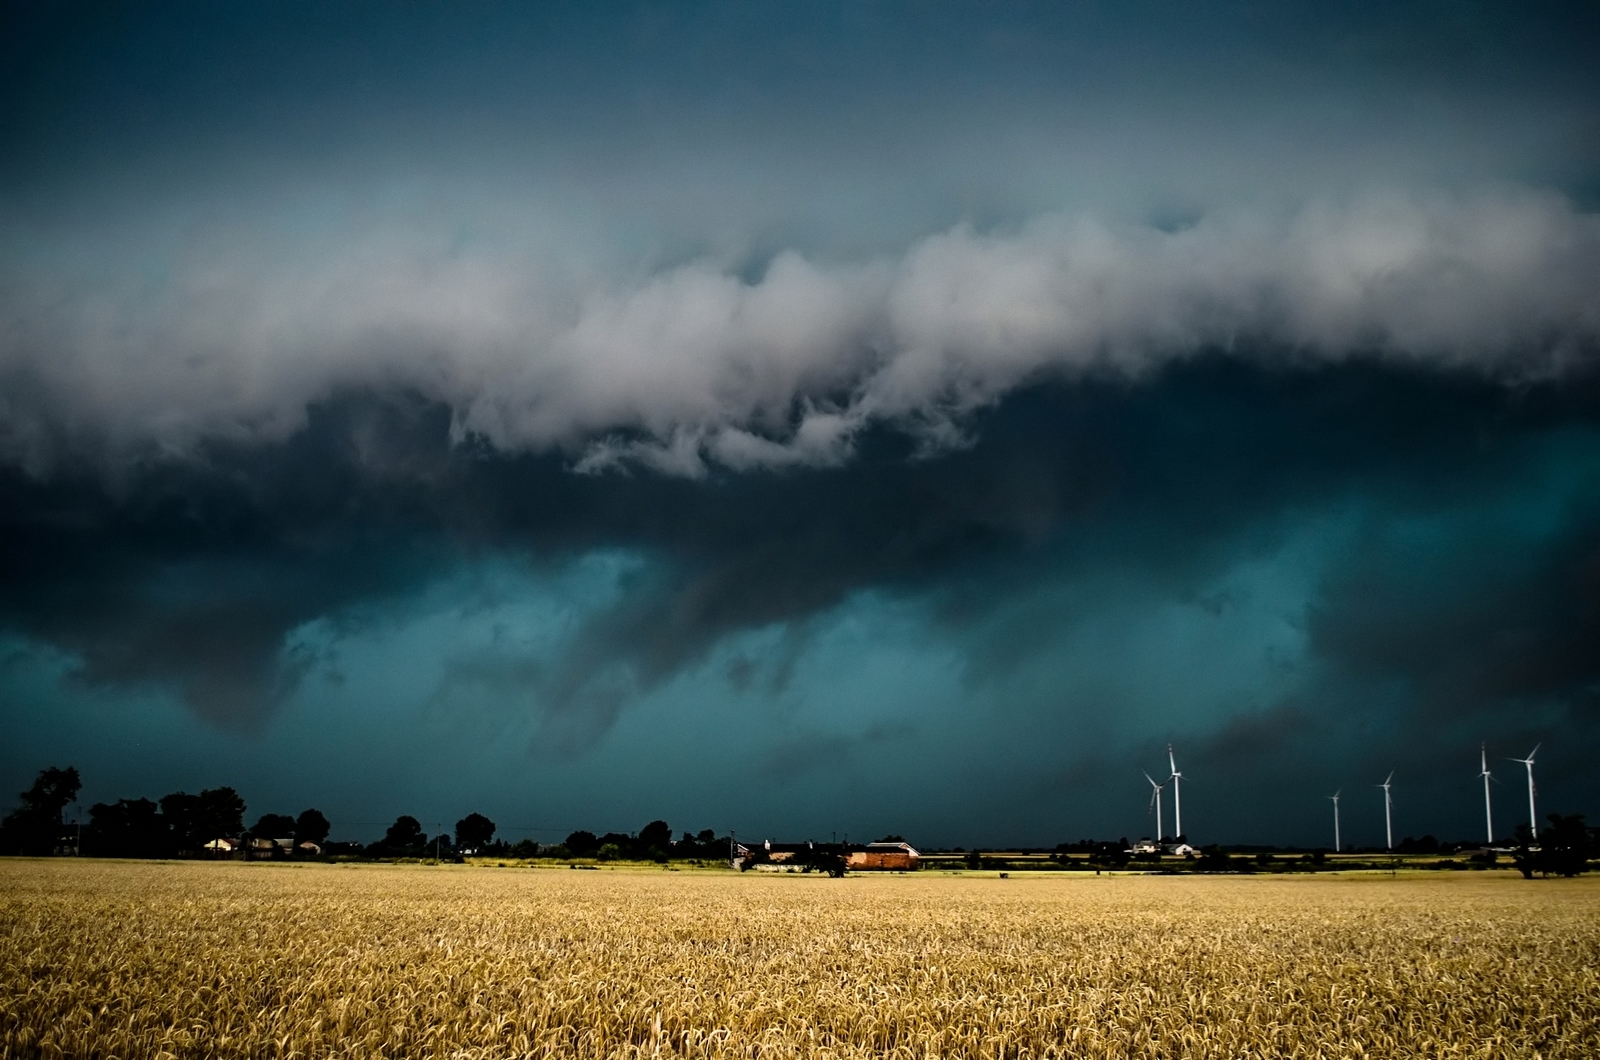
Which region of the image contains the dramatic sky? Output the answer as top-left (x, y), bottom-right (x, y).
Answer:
top-left (3, 1), bottom-right (1598, 848)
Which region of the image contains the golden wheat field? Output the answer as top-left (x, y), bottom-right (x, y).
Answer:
top-left (2, 860), bottom-right (1598, 1059)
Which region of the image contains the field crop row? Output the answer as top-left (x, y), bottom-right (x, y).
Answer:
top-left (2, 860), bottom-right (1597, 1058)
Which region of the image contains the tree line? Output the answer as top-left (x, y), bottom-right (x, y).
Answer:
top-left (0, 765), bottom-right (737, 863)
top-left (5, 764), bottom-right (1591, 874)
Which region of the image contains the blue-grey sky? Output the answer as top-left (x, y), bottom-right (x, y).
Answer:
top-left (2, 1), bottom-right (1598, 848)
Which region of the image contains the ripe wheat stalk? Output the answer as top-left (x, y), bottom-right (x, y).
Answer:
top-left (2, 860), bottom-right (1597, 1058)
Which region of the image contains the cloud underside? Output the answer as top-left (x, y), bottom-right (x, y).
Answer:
top-left (2, 357), bottom-right (1598, 749)
top-left (0, 184), bottom-right (1597, 752)
top-left (3, 190), bottom-right (1597, 475)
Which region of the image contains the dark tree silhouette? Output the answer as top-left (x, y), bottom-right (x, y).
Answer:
top-left (455, 813), bottom-right (496, 852)
top-left (159, 788), bottom-right (246, 851)
top-left (639, 819), bottom-right (672, 858)
top-left (86, 798), bottom-right (167, 858)
top-left (252, 813), bottom-right (297, 839)
top-left (0, 766), bottom-right (81, 855)
top-left (564, 830), bottom-right (599, 856)
top-left (1540, 814), bottom-right (1593, 876)
top-left (294, 809), bottom-right (330, 846)
top-left (1516, 814), bottom-right (1595, 878)
top-left (380, 815), bottom-right (426, 855)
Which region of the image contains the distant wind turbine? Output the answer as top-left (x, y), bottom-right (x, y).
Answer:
top-left (1507, 744), bottom-right (1540, 839)
top-left (1168, 744), bottom-right (1184, 840)
top-left (1479, 744), bottom-right (1494, 845)
top-left (1144, 772), bottom-right (1167, 842)
top-left (1327, 790), bottom-right (1341, 853)
top-left (1378, 771), bottom-right (1394, 851)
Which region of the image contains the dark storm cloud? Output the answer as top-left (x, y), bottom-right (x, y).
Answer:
top-left (5, 192), bottom-right (1598, 478)
top-left (4, 0), bottom-right (1600, 839)
top-left (1308, 482), bottom-right (1600, 727)
top-left (5, 2), bottom-right (1600, 477)
top-left (4, 360), bottom-right (1598, 746)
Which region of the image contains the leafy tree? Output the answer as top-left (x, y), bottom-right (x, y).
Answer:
top-left (670, 829), bottom-right (724, 858)
top-left (160, 788), bottom-right (246, 851)
top-left (251, 813), bottom-right (297, 839)
top-left (380, 815), bottom-right (426, 855)
top-left (1398, 835), bottom-right (1440, 854)
top-left (157, 793), bottom-right (202, 849)
top-left (86, 798), bottom-right (167, 858)
top-left (1540, 814), bottom-right (1594, 876)
top-left (1517, 814), bottom-right (1595, 878)
top-left (0, 766), bottom-right (81, 855)
top-left (455, 813), bottom-right (496, 852)
top-left (598, 831), bottom-right (634, 852)
top-left (1511, 823), bottom-right (1539, 878)
top-left (565, 830), bottom-right (599, 856)
top-left (199, 788), bottom-right (246, 838)
top-left (639, 820), bottom-right (672, 852)
top-left (22, 767), bottom-right (81, 819)
top-left (294, 809), bottom-right (330, 846)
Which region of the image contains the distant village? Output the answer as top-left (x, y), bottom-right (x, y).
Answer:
top-left (2, 765), bottom-right (1594, 877)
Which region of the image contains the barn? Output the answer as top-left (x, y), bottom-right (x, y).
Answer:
top-left (846, 841), bottom-right (921, 871)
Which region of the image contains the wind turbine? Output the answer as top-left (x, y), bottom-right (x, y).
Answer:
top-left (1144, 772), bottom-right (1167, 842)
top-left (1327, 790), bottom-right (1341, 853)
top-left (1168, 744), bottom-right (1184, 840)
top-left (1479, 744), bottom-right (1494, 845)
top-left (1507, 744), bottom-right (1540, 839)
top-left (1377, 772), bottom-right (1394, 851)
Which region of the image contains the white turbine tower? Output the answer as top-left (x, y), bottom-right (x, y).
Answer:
top-left (1144, 772), bottom-right (1167, 842)
top-left (1168, 744), bottom-right (1184, 840)
top-left (1479, 744), bottom-right (1494, 845)
top-left (1378, 771), bottom-right (1394, 851)
top-left (1328, 790), bottom-right (1342, 853)
top-left (1508, 744), bottom-right (1540, 839)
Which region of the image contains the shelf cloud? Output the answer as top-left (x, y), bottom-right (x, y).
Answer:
top-left (4, 1), bottom-right (1599, 844)
top-left (4, 191), bottom-right (1596, 477)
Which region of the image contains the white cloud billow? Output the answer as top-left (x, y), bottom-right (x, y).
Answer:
top-left (2, 189), bottom-right (1596, 475)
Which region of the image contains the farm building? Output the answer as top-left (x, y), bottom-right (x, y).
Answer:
top-left (731, 840), bottom-right (816, 872)
top-left (847, 842), bottom-right (921, 871)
